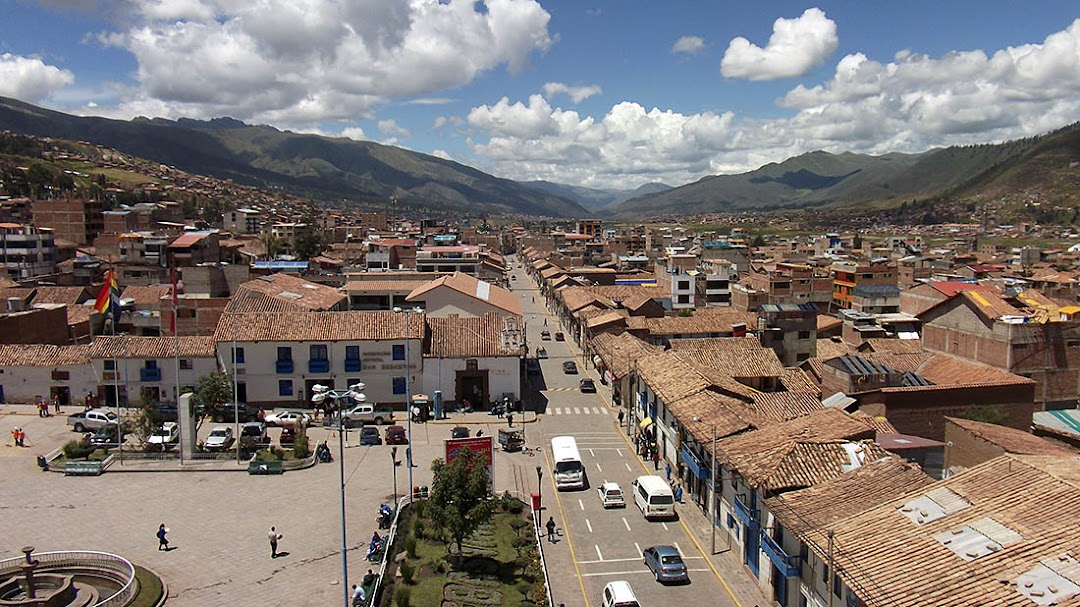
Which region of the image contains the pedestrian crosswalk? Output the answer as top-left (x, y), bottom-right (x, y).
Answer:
top-left (542, 387), bottom-right (579, 392)
top-left (547, 406), bottom-right (609, 416)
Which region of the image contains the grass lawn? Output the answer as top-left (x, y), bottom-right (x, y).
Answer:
top-left (379, 499), bottom-right (546, 607)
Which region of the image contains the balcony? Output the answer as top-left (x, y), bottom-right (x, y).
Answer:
top-left (276, 360), bottom-right (294, 374)
top-left (308, 359), bottom-right (330, 374)
top-left (140, 368), bottom-right (162, 382)
top-left (344, 358), bottom-right (362, 373)
top-left (760, 532), bottom-right (800, 577)
top-left (734, 494), bottom-right (756, 526)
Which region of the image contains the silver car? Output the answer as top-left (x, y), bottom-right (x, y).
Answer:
top-left (204, 426), bottom-right (234, 451)
top-left (643, 545), bottom-right (688, 584)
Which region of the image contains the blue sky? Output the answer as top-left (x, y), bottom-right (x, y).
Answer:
top-left (3, 1), bottom-right (1080, 190)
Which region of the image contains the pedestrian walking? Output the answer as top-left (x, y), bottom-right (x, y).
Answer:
top-left (665, 462), bottom-right (672, 482)
top-left (268, 526), bottom-right (282, 558)
top-left (617, 409), bottom-right (624, 426)
top-left (507, 412), bottom-right (514, 428)
top-left (53, 394), bottom-right (61, 414)
top-left (11, 427), bottom-right (25, 447)
top-left (674, 482), bottom-right (684, 504)
top-left (157, 523), bottom-right (170, 551)
top-left (652, 449), bottom-right (660, 471)
top-left (546, 517), bottom-right (557, 542)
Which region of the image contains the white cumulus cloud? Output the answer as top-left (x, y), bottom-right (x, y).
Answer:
top-left (672, 36), bottom-right (705, 55)
top-left (721, 8), bottom-right (838, 81)
top-left (378, 119), bottom-right (412, 138)
top-left (541, 82), bottom-right (601, 103)
top-left (0, 54), bottom-right (76, 103)
top-left (90, 0), bottom-right (552, 128)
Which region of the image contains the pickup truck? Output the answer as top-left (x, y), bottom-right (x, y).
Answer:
top-left (68, 408), bottom-right (120, 433)
top-left (336, 404), bottom-right (395, 428)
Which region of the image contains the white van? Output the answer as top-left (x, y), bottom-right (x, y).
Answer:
top-left (632, 475), bottom-right (675, 519)
top-left (602, 580), bottom-right (640, 607)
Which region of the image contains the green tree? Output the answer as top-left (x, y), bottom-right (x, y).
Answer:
top-left (192, 372), bottom-right (233, 418)
top-left (260, 233), bottom-right (283, 259)
top-left (427, 447), bottom-right (497, 562)
top-left (293, 224), bottom-right (325, 260)
top-left (959, 404), bottom-right (1008, 426)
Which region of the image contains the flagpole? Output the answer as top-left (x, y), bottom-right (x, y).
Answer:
top-left (173, 268), bottom-right (183, 466)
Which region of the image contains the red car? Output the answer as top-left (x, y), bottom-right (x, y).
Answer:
top-left (385, 425), bottom-right (408, 445)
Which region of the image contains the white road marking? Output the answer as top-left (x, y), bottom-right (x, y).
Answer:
top-left (616, 448), bottom-right (623, 457)
top-left (624, 462), bottom-right (633, 471)
top-left (578, 499), bottom-right (585, 511)
top-left (673, 541), bottom-right (682, 554)
top-left (594, 544), bottom-right (602, 560)
top-left (573, 407), bottom-right (581, 415)
top-left (580, 570), bottom-right (651, 578)
top-left (589, 448), bottom-right (595, 457)
top-left (596, 462), bottom-right (603, 472)
top-left (661, 522), bottom-right (669, 531)
top-left (634, 542), bottom-right (642, 555)
top-left (578, 556), bottom-right (643, 564)
top-left (586, 519), bottom-right (593, 533)
top-left (622, 517), bottom-right (631, 532)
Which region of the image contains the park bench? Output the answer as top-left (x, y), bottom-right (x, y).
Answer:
top-left (63, 461), bottom-right (103, 476)
top-left (247, 460), bottom-right (284, 475)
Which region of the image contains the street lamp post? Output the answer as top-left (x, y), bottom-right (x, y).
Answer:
top-left (693, 416), bottom-right (718, 554)
top-left (312, 382), bottom-right (366, 607)
top-left (391, 446), bottom-right (399, 510)
top-left (535, 465), bottom-right (543, 529)
top-left (393, 306), bottom-right (422, 503)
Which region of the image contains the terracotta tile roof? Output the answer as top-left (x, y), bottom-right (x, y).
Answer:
top-left (223, 290), bottom-right (311, 313)
top-left (636, 351), bottom-right (714, 405)
top-left (0, 287), bottom-right (34, 304)
top-left (714, 408), bottom-right (877, 474)
top-left (584, 309), bottom-right (629, 330)
top-left (66, 304), bottom-right (96, 326)
top-left (622, 293), bottom-right (656, 310)
top-left (584, 284), bottom-right (669, 302)
top-left (233, 274), bottom-right (346, 311)
top-left (344, 280), bottom-right (430, 292)
top-left (626, 310), bottom-right (759, 337)
top-left (858, 338), bottom-right (924, 355)
top-left (779, 368), bottom-right (821, 395)
top-left (912, 353), bottom-right (1033, 386)
top-left (764, 457), bottom-right (934, 536)
top-left (87, 335), bottom-right (215, 359)
top-left (946, 417), bottom-right (1076, 456)
top-left (668, 390), bottom-right (760, 443)
top-left (817, 314), bottom-right (843, 332)
top-left (590, 332), bottom-right (663, 379)
top-left (426, 313), bottom-right (522, 358)
top-left (814, 337), bottom-right (851, 360)
top-left (745, 440), bottom-right (893, 492)
top-left (406, 272), bottom-right (521, 316)
top-left (850, 410), bottom-right (898, 434)
top-left (669, 336), bottom-right (764, 350)
top-left (0, 277), bottom-right (16, 289)
top-left (675, 346), bottom-right (785, 380)
top-left (820, 454), bottom-right (1080, 607)
top-left (168, 232), bottom-right (210, 248)
top-left (539, 267), bottom-right (563, 280)
top-left (25, 286), bottom-right (91, 305)
top-left (121, 285), bottom-right (172, 307)
top-left (559, 287), bottom-right (615, 313)
top-left (752, 392), bottom-right (825, 421)
top-left (213, 311), bottom-right (423, 342)
top-left (0, 344), bottom-right (91, 366)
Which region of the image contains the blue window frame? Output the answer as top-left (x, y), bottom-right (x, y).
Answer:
top-left (279, 380), bottom-right (293, 397)
top-left (310, 344), bottom-right (328, 360)
top-left (392, 377), bottom-right (406, 394)
top-left (232, 347), bottom-right (245, 364)
top-left (145, 360), bottom-right (158, 370)
top-left (392, 344), bottom-right (405, 361)
top-left (277, 347), bottom-right (292, 361)
top-left (104, 359), bottom-right (116, 371)
top-left (345, 345), bottom-right (360, 360)
top-left (345, 345), bottom-right (362, 373)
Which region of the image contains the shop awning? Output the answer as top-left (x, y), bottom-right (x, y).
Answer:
top-left (639, 417), bottom-right (653, 429)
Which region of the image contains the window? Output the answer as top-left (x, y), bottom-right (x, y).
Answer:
top-left (796, 353), bottom-right (810, 362)
top-left (678, 280), bottom-right (690, 290)
top-left (145, 359), bottom-right (158, 370)
top-left (833, 573), bottom-right (842, 598)
top-left (104, 359), bottom-right (116, 371)
top-left (277, 347), bottom-right (292, 361)
top-left (278, 380), bottom-right (293, 396)
top-left (51, 370), bottom-right (70, 380)
top-left (392, 377), bottom-right (406, 394)
top-left (345, 345), bottom-right (360, 360)
top-left (232, 347), bottom-right (245, 364)
top-left (180, 359), bottom-right (193, 370)
top-left (393, 344), bottom-right (406, 360)
top-left (310, 344), bottom-right (328, 360)
top-left (798, 330), bottom-right (811, 339)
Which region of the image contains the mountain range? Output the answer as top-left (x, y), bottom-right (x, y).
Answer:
top-left (1, 95), bottom-right (1078, 220)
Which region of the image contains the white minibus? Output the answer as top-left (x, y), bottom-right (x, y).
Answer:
top-left (632, 475), bottom-right (675, 519)
top-left (551, 436), bottom-right (585, 490)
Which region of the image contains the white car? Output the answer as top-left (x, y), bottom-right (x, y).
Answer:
top-left (597, 482), bottom-right (626, 508)
top-left (204, 426), bottom-right (234, 451)
top-left (147, 422), bottom-right (179, 451)
top-left (264, 410), bottom-right (310, 428)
